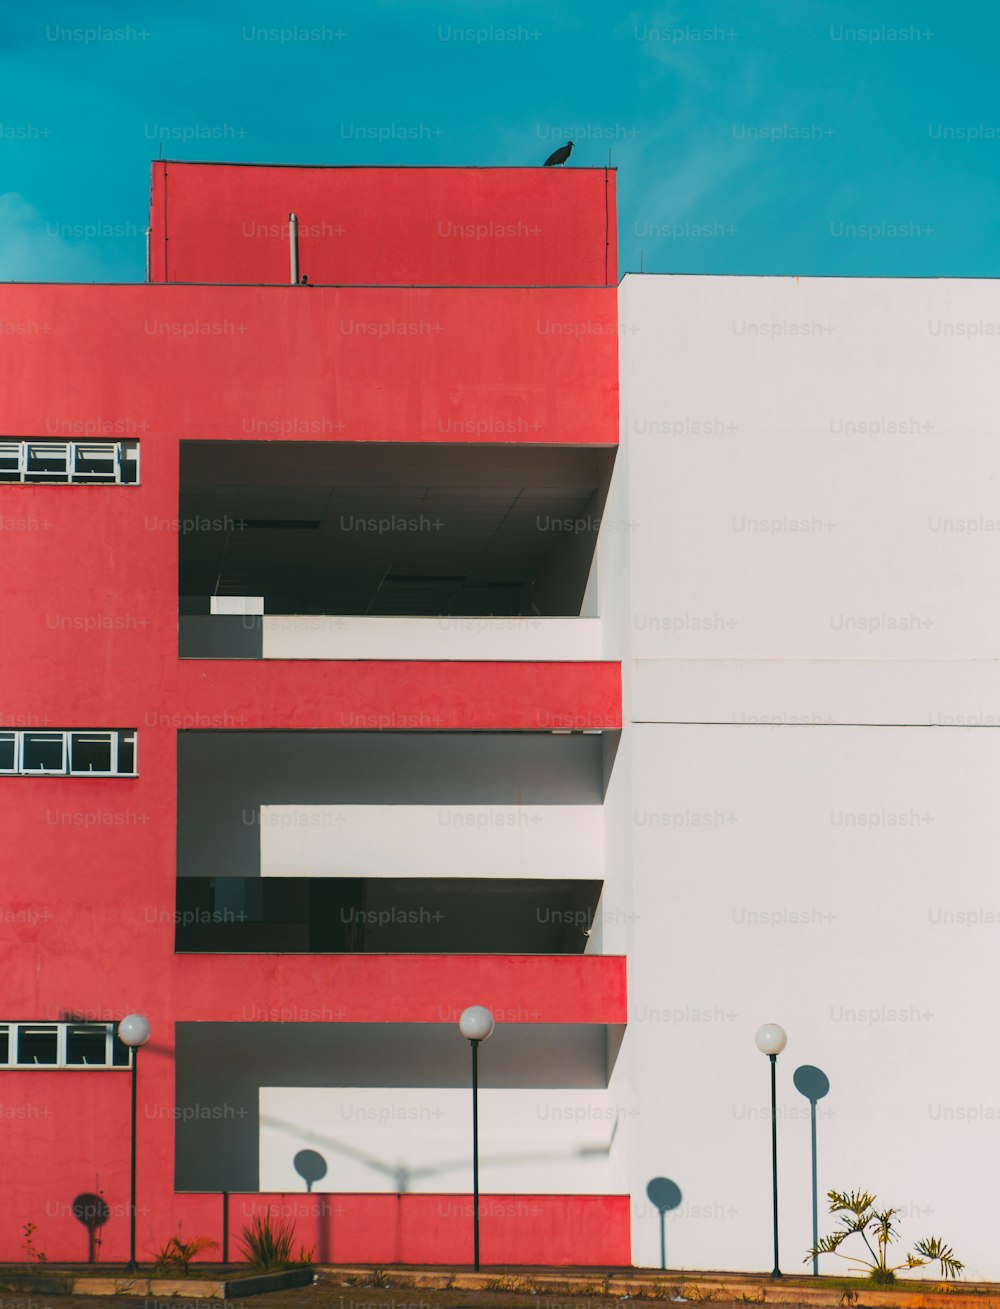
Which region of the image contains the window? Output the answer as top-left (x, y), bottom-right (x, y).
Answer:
top-left (72, 444), bottom-right (118, 481)
top-left (0, 440), bottom-right (139, 485)
top-left (0, 443), bottom-right (20, 479)
top-left (17, 1024), bottom-right (59, 1065)
top-left (0, 1022), bottom-right (130, 1069)
top-left (69, 732), bottom-right (112, 774)
top-left (22, 732), bottom-right (65, 773)
top-left (116, 733), bottom-right (137, 776)
top-left (24, 443), bottom-right (70, 481)
top-left (66, 1024), bottom-right (111, 1066)
top-left (0, 730), bottom-right (137, 776)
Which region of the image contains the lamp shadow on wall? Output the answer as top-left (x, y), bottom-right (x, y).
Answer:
top-left (72, 1192), bottom-right (110, 1263)
top-left (269, 1113), bottom-right (618, 1193)
top-left (293, 1149), bottom-right (328, 1192)
top-left (645, 1177), bottom-right (682, 1271)
top-left (266, 1113), bottom-right (620, 1262)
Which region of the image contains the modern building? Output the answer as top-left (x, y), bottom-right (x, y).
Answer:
top-left (1, 161), bottom-right (997, 1278)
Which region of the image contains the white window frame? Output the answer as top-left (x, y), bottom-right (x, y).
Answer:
top-left (0, 1021), bottom-right (130, 1069)
top-left (0, 441), bottom-right (20, 478)
top-left (24, 442), bottom-right (71, 481)
top-left (20, 730), bottom-right (67, 775)
top-left (72, 443), bottom-right (119, 482)
top-left (0, 440), bottom-right (139, 485)
top-left (0, 730), bottom-right (137, 777)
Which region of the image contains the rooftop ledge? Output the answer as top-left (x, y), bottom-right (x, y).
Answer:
top-left (155, 159), bottom-right (618, 171)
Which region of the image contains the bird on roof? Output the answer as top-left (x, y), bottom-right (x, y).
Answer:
top-left (543, 140), bottom-right (574, 166)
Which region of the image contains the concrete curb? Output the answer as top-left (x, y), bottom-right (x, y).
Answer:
top-left (0, 1267), bottom-right (315, 1299)
top-left (324, 1266), bottom-right (999, 1308)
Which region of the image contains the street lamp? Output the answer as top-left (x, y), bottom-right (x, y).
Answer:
top-left (754, 1023), bottom-right (787, 1280)
top-left (458, 1005), bottom-right (495, 1272)
top-left (118, 1014), bottom-right (151, 1273)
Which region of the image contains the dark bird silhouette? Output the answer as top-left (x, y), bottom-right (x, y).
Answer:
top-left (543, 140), bottom-right (574, 166)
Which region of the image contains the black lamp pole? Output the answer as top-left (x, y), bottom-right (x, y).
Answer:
top-left (128, 1046), bottom-right (139, 1271)
top-left (769, 1052), bottom-right (781, 1279)
top-left (118, 1013), bottom-right (150, 1275)
top-left (471, 1037), bottom-right (482, 1271)
top-left (458, 1005), bottom-right (494, 1273)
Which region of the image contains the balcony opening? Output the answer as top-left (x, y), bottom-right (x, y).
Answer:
top-left (177, 729), bottom-right (610, 956)
top-left (178, 442), bottom-right (613, 656)
top-left (175, 1021), bottom-right (623, 1194)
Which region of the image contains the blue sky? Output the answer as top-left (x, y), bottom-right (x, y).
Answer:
top-left (2, 0), bottom-right (998, 282)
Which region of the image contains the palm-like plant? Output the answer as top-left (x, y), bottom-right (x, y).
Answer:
top-left (807, 1189), bottom-right (963, 1284)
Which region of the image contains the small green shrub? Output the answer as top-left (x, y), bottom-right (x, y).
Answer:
top-left (238, 1213), bottom-right (313, 1272)
top-left (149, 1232), bottom-right (219, 1275)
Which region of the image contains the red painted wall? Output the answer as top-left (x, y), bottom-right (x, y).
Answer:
top-left (0, 285), bottom-right (618, 444)
top-left (149, 162), bottom-right (618, 287)
top-left (0, 164), bottom-right (626, 1265)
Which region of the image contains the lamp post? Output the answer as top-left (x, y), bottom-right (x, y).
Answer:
top-left (458, 1005), bottom-right (495, 1271)
top-left (118, 1014), bottom-right (151, 1273)
top-left (754, 1023), bottom-right (787, 1280)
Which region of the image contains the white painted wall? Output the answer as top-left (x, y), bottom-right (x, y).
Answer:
top-left (259, 1087), bottom-right (627, 1195)
top-left (259, 804), bottom-right (604, 879)
top-left (616, 274), bottom-right (1000, 1279)
top-left (262, 616), bottom-right (602, 660)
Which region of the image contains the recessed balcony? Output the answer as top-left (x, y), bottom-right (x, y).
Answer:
top-left (179, 442), bottom-right (613, 659)
top-left (177, 730), bottom-right (612, 956)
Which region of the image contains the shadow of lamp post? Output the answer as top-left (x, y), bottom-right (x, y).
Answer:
top-left (792, 1065), bottom-right (830, 1276)
top-left (72, 1192), bottom-right (110, 1263)
top-left (118, 1014), bottom-right (151, 1273)
top-left (755, 1023), bottom-right (787, 1280)
top-left (646, 1177), bottom-right (682, 1270)
top-left (294, 1149), bottom-right (329, 1193)
top-left (458, 1005), bottom-right (495, 1272)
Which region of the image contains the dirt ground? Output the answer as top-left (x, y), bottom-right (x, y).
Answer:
top-left (0, 1281), bottom-right (748, 1309)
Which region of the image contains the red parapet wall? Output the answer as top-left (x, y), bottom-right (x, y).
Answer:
top-left (0, 284), bottom-right (618, 444)
top-left (149, 162), bottom-right (618, 287)
top-left (234, 1193), bottom-right (631, 1266)
top-left (174, 954), bottom-right (628, 1025)
top-left (175, 660), bottom-right (623, 733)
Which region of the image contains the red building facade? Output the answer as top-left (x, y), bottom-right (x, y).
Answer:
top-left (0, 163), bottom-right (627, 1265)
